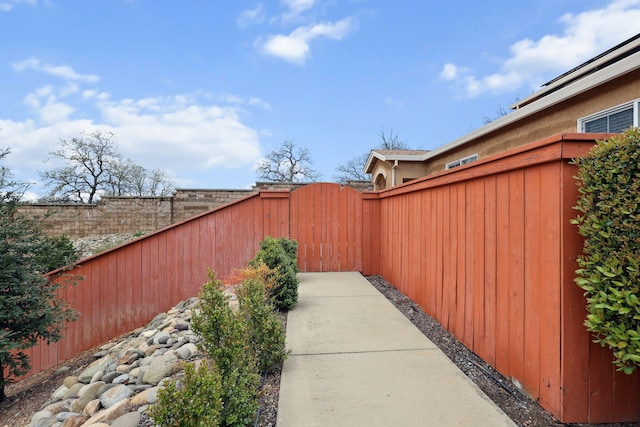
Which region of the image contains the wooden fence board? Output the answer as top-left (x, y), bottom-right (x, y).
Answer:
top-left (472, 178), bottom-right (486, 361)
top-left (524, 167), bottom-right (542, 398)
top-left (484, 175), bottom-right (497, 367)
top-left (508, 169), bottom-right (525, 386)
top-left (495, 173), bottom-right (511, 375)
top-left (455, 183), bottom-right (466, 342)
top-left (538, 162), bottom-right (562, 414)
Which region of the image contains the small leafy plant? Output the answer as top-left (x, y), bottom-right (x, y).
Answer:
top-left (191, 271), bottom-right (259, 426)
top-left (237, 277), bottom-right (288, 372)
top-left (250, 237), bottom-right (299, 310)
top-left (572, 128), bottom-right (640, 374)
top-left (149, 359), bottom-right (223, 426)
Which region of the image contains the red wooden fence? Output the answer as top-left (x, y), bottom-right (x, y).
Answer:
top-left (374, 133), bottom-right (638, 423)
top-left (17, 133), bottom-right (639, 423)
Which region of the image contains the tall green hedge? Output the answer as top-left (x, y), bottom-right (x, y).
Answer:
top-left (572, 128), bottom-right (640, 374)
top-left (250, 237), bottom-right (299, 310)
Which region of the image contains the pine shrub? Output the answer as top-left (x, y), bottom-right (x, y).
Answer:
top-left (572, 128), bottom-right (640, 373)
top-left (36, 234), bottom-right (78, 273)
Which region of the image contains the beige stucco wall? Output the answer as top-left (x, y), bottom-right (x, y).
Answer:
top-left (425, 68), bottom-right (640, 174)
top-left (370, 160), bottom-right (430, 190)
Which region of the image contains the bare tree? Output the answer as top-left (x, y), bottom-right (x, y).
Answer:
top-left (334, 128), bottom-right (409, 184)
top-left (257, 141), bottom-right (321, 183)
top-left (105, 160), bottom-right (174, 197)
top-left (0, 148), bottom-right (29, 202)
top-left (482, 105), bottom-right (511, 125)
top-left (376, 127), bottom-right (409, 150)
top-left (40, 130), bottom-right (175, 203)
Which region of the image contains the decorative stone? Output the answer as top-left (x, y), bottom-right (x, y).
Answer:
top-left (50, 385), bottom-right (69, 402)
top-left (55, 411), bottom-right (79, 422)
top-left (101, 371), bottom-right (120, 383)
top-left (59, 414), bottom-right (89, 427)
top-left (64, 383), bottom-right (84, 399)
top-left (110, 411), bottom-right (141, 427)
top-left (99, 384), bottom-right (134, 408)
top-left (70, 381), bottom-right (105, 412)
top-left (141, 329), bottom-right (157, 338)
top-left (27, 297), bottom-right (211, 427)
top-left (143, 353), bottom-right (182, 385)
top-left (113, 374), bottom-right (130, 384)
top-left (90, 369), bottom-right (104, 383)
top-left (84, 398), bottom-right (131, 424)
top-left (173, 321), bottom-right (189, 331)
top-left (63, 376), bottom-right (78, 388)
top-left (116, 364), bottom-right (132, 374)
top-left (129, 386), bottom-right (159, 406)
top-left (153, 331), bottom-right (171, 345)
top-left (78, 365), bottom-right (104, 383)
top-left (28, 410), bottom-right (52, 427)
top-left (82, 399), bottom-right (101, 416)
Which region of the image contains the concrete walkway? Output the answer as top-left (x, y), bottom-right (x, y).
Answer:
top-left (276, 272), bottom-right (516, 427)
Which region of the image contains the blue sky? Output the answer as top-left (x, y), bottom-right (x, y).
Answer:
top-left (1, 0), bottom-right (639, 199)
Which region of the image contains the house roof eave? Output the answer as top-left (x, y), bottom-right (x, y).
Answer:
top-left (363, 150), bottom-right (432, 174)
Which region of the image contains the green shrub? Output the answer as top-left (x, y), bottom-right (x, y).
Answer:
top-left (278, 237), bottom-right (299, 273)
top-left (191, 271), bottom-right (259, 426)
top-left (572, 128), bottom-right (640, 374)
top-left (250, 236), bottom-right (299, 310)
top-left (35, 234), bottom-right (78, 273)
top-left (237, 278), bottom-right (288, 372)
top-left (149, 359), bottom-right (223, 426)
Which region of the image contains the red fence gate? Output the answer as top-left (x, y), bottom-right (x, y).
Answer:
top-left (290, 183), bottom-right (364, 272)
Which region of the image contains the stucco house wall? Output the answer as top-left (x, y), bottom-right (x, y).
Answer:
top-left (370, 161), bottom-right (431, 190)
top-left (425, 68), bottom-right (640, 174)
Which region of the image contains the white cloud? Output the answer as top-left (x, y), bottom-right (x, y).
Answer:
top-left (2, 66), bottom-right (269, 194)
top-left (280, 0), bottom-right (315, 21)
top-left (248, 97), bottom-right (272, 110)
top-left (258, 17), bottom-right (355, 64)
top-left (282, 0), bottom-right (315, 14)
top-left (13, 57), bottom-right (100, 82)
top-left (0, 0), bottom-right (37, 12)
top-left (384, 97), bottom-right (403, 108)
top-left (237, 3), bottom-right (265, 27)
top-left (439, 63), bottom-right (459, 81)
top-left (443, 0), bottom-right (640, 98)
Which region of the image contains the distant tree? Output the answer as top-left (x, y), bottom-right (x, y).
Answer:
top-left (0, 147), bottom-right (29, 202)
top-left (40, 130), bottom-right (174, 203)
top-left (334, 128), bottom-right (409, 184)
top-left (0, 148), bottom-right (77, 402)
top-left (482, 105), bottom-right (511, 125)
top-left (376, 127), bottom-right (409, 150)
top-left (333, 152), bottom-right (371, 183)
top-left (257, 140), bottom-right (321, 183)
top-left (105, 159), bottom-right (174, 197)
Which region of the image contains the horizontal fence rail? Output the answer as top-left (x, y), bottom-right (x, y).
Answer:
top-left (14, 133), bottom-right (638, 423)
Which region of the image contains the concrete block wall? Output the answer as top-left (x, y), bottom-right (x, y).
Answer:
top-left (18, 183), bottom-right (369, 238)
top-left (18, 189), bottom-right (254, 238)
top-left (172, 189), bottom-right (255, 223)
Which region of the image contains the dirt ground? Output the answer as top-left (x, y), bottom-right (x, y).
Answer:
top-left (1, 275), bottom-right (638, 427)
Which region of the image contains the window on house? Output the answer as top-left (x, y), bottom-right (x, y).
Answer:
top-left (446, 154), bottom-right (478, 170)
top-left (578, 99), bottom-right (639, 133)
